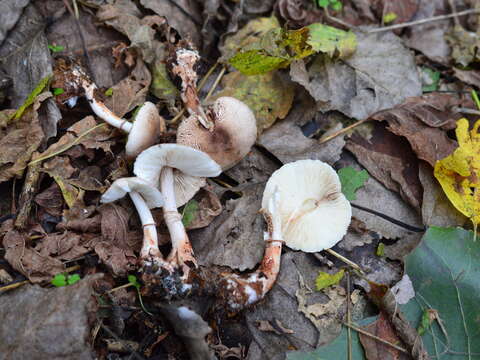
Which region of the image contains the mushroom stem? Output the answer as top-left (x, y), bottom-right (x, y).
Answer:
top-left (82, 81), bottom-right (133, 133)
top-left (171, 49), bottom-right (213, 130)
top-left (220, 190), bottom-right (283, 311)
top-left (128, 192), bottom-right (162, 261)
top-left (160, 166), bottom-right (197, 269)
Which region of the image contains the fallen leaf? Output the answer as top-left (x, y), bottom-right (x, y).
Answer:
top-left (454, 68), bottom-right (480, 88)
top-left (34, 232), bottom-right (98, 261)
top-left (0, 0), bottom-right (30, 43)
top-left (34, 182), bottom-right (64, 217)
top-left (290, 30), bottom-right (421, 120)
top-left (94, 241), bottom-right (136, 277)
top-left (214, 70), bottom-right (294, 133)
top-left (402, 227), bottom-right (480, 358)
top-left (3, 229), bottom-right (64, 283)
top-left (259, 95), bottom-right (345, 164)
top-left (434, 118), bottom-right (480, 229)
top-left (183, 188), bottom-right (222, 230)
top-left (99, 203), bottom-right (131, 250)
top-left (306, 23), bottom-right (356, 58)
top-left (0, 275), bottom-right (100, 359)
top-left (0, 92), bottom-right (49, 183)
top-left (315, 269), bottom-right (345, 291)
top-left (371, 93), bottom-right (461, 167)
top-left (338, 167), bottom-right (369, 201)
top-left (445, 25), bottom-right (480, 67)
top-left (359, 312), bottom-right (410, 360)
top-left (191, 184), bottom-right (264, 271)
top-left (391, 275), bottom-right (415, 305)
top-left (346, 123), bottom-right (423, 210)
top-left (370, 0), bottom-right (418, 29)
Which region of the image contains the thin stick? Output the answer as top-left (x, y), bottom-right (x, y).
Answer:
top-left (346, 271), bottom-right (352, 360)
top-left (368, 9), bottom-right (480, 33)
top-left (169, 62), bottom-right (219, 125)
top-left (343, 322), bottom-right (409, 353)
top-left (205, 66), bottom-right (226, 101)
top-left (28, 123), bottom-right (107, 166)
top-left (324, 249), bottom-right (365, 275)
top-left (453, 107), bottom-right (480, 116)
top-left (318, 119), bottom-right (369, 144)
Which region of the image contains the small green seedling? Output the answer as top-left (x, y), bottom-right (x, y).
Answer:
top-left (421, 67), bottom-right (440, 93)
top-left (48, 44), bottom-right (65, 53)
top-left (128, 275), bottom-right (152, 315)
top-left (376, 242), bottom-right (385, 257)
top-left (53, 88), bottom-right (65, 96)
top-left (104, 88), bottom-right (113, 96)
top-left (316, 0), bottom-right (342, 11)
top-left (383, 12), bottom-right (398, 24)
top-left (51, 273), bottom-right (81, 287)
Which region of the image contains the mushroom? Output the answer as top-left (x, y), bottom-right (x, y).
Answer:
top-left (100, 177), bottom-right (171, 269)
top-left (171, 48), bottom-right (257, 170)
top-left (72, 67), bottom-right (164, 159)
top-left (218, 159), bottom-right (351, 311)
top-left (262, 159), bottom-right (351, 252)
top-left (134, 144), bottom-right (221, 272)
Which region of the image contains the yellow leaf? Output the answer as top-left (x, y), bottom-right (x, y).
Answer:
top-left (434, 118), bottom-right (480, 230)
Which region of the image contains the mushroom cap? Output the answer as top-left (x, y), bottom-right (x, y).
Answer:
top-left (125, 102), bottom-right (164, 159)
top-left (177, 96), bottom-right (257, 170)
top-left (174, 171), bottom-right (206, 207)
top-left (101, 177), bottom-right (164, 209)
top-left (261, 160), bottom-right (351, 252)
top-left (134, 143), bottom-right (222, 185)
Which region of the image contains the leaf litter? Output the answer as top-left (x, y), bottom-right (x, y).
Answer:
top-left (1, 0), bottom-right (480, 359)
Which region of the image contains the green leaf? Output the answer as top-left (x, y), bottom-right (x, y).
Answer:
top-left (421, 68), bottom-right (440, 93)
top-left (11, 75), bottom-right (51, 120)
top-left (338, 167), bottom-right (369, 201)
top-left (306, 23), bottom-right (357, 58)
top-left (182, 200), bottom-right (199, 227)
top-left (331, 1), bottom-right (342, 11)
top-left (376, 242), bottom-right (385, 257)
top-left (383, 12), bottom-right (398, 24)
top-left (417, 309), bottom-right (434, 336)
top-left (315, 269), bottom-right (344, 290)
top-left (402, 226), bottom-right (480, 359)
top-left (150, 62), bottom-right (179, 104)
top-left (48, 44), bottom-right (65, 53)
top-left (128, 274), bottom-right (140, 289)
top-left (104, 88), bottom-right (113, 96)
top-left (51, 274), bottom-right (67, 287)
top-left (287, 317), bottom-right (377, 359)
top-left (317, 0), bottom-right (329, 8)
top-left (53, 88), bottom-right (64, 96)
top-left (67, 274), bottom-right (81, 285)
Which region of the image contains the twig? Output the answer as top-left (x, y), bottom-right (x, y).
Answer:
top-left (204, 66), bottom-right (226, 101)
top-left (343, 321), bottom-right (409, 354)
top-left (368, 9), bottom-right (480, 33)
top-left (324, 7), bottom-right (356, 30)
top-left (453, 107), bottom-right (480, 116)
top-left (28, 123), bottom-right (107, 166)
top-left (346, 271), bottom-right (352, 360)
top-left (324, 249), bottom-right (365, 275)
top-left (318, 118), bottom-right (369, 144)
top-left (351, 203), bottom-right (426, 232)
top-left (14, 163), bottom-right (42, 229)
top-left (447, 0), bottom-right (460, 26)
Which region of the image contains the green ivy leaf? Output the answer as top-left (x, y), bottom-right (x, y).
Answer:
top-left (315, 269), bottom-right (344, 290)
top-left (182, 200), bottom-right (199, 227)
top-left (67, 274), bottom-right (81, 285)
top-left (53, 88), bottom-right (64, 96)
top-left (51, 274), bottom-right (67, 287)
top-left (383, 12), bottom-right (398, 24)
top-left (338, 167), bottom-right (369, 201)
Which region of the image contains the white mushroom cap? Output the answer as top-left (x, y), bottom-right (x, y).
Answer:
top-left (134, 143), bottom-right (222, 185)
top-left (177, 96), bottom-right (257, 170)
top-left (262, 160), bottom-right (351, 252)
top-left (125, 102), bottom-right (164, 159)
top-left (101, 177), bottom-right (164, 209)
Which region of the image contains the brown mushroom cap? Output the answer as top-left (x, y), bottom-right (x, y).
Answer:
top-left (176, 96), bottom-right (257, 170)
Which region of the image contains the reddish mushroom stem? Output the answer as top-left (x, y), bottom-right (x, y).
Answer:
top-left (160, 166), bottom-right (197, 273)
top-left (218, 190), bottom-right (283, 311)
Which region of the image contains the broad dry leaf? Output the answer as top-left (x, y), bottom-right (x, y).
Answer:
top-left (434, 118), bottom-right (480, 228)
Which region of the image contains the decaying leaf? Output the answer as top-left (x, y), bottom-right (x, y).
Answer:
top-left (99, 203), bottom-right (130, 250)
top-left (214, 70), bottom-right (294, 133)
top-left (445, 25), bottom-right (480, 67)
top-left (0, 92), bottom-right (50, 183)
top-left (315, 269), bottom-right (345, 291)
top-left (34, 232), bottom-right (99, 262)
top-left (94, 241), bottom-right (137, 277)
top-left (434, 118), bottom-right (480, 229)
top-left (183, 188), bottom-right (222, 230)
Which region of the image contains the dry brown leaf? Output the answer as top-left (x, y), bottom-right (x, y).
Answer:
top-left (56, 214), bottom-right (102, 233)
top-left (3, 230), bottom-right (64, 283)
top-left (346, 123), bottom-right (423, 211)
top-left (99, 203), bottom-right (130, 250)
top-left (94, 241), bottom-right (136, 277)
top-left (0, 93), bottom-right (49, 183)
top-left (371, 93), bottom-right (460, 167)
top-left (185, 188), bottom-right (222, 230)
top-left (34, 182), bottom-right (64, 217)
top-left (34, 232), bottom-right (99, 261)
top-left (359, 312), bottom-right (410, 360)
